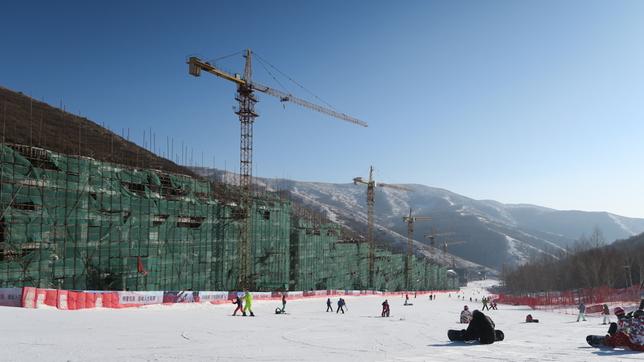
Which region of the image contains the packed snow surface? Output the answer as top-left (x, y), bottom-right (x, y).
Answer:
top-left (1, 280), bottom-right (641, 361)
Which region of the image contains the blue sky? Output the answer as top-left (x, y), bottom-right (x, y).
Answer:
top-left (2, 0), bottom-right (644, 217)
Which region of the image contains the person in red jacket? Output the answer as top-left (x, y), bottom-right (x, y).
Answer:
top-left (381, 300), bottom-right (390, 317)
top-left (232, 294), bottom-right (244, 316)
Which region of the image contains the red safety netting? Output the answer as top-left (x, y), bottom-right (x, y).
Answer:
top-left (497, 285), bottom-right (642, 315)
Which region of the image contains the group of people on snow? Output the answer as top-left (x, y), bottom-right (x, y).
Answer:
top-left (587, 299), bottom-right (644, 351)
top-left (232, 291), bottom-right (254, 317)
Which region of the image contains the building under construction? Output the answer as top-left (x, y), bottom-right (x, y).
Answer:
top-left (0, 143), bottom-right (455, 292)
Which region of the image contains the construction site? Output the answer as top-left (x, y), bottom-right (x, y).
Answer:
top-left (0, 76), bottom-right (456, 292)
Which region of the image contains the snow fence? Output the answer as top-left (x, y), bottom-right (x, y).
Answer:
top-left (11, 287), bottom-right (457, 310)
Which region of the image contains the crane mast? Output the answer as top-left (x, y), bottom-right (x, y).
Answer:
top-left (402, 209), bottom-right (431, 291)
top-left (188, 50), bottom-right (366, 290)
top-left (354, 167), bottom-right (410, 289)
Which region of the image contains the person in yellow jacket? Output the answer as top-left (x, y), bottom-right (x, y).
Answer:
top-left (243, 291), bottom-right (254, 317)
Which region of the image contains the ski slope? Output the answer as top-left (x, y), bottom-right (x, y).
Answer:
top-left (0, 280), bottom-right (641, 361)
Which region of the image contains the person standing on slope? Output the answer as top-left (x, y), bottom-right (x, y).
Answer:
top-left (326, 298), bottom-right (333, 312)
top-left (337, 298), bottom-right (346, 314)
top-left (281, 293), bottom-right (287, 313)
top-left (381, 300), bottom-right (390, 317)
top-left (243, 291), bottom-right (254, 317)
top-left (602, 304), bottom-right (611, 325)
top-left (577, 302), bottom-right (587, 322)
top-left (232, 293), bottom-right (244, 316)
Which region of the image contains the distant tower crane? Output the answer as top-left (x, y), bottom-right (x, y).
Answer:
top-left (188, 50), bottom-right (367, 289)
top-left (353, 166), bottom-right (410, 289)
top-left (442, 240), bottom-right (466, 254)
top-left (424, 227), bottom-right (455, 249)
top-left (402, 209), bottom-right (431, 291)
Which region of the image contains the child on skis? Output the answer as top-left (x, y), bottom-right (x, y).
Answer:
top-left (232, 293), bottom-right (244, 316)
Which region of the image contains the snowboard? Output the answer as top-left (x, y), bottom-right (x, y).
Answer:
top-left (586, 335), bottom-right (607, 347)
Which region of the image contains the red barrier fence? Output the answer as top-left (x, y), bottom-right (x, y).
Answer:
top-left (10, 287), bottom-right (458, 310)
top-left (497, 285), bottom-right (643, 314)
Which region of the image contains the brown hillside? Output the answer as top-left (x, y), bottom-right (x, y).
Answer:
top-left (0, 86), bottom-right (194, 176)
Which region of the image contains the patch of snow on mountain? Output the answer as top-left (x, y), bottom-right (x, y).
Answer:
top-left (381, 188), bottom-right (410, 217)
top-left (608, 213), bottom-right (636, 236)
top-left (443, 195), bottom-right (455, 206)
top-left (504, 235), bottom-right (527, 263)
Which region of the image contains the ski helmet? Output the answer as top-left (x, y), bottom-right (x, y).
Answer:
top-left (614, 306), bottom-right (625, 316)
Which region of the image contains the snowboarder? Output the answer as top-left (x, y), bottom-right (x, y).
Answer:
top-left (337, 298), bottom-right (346, 314)
top-left (448, 310), bottom-right (504, 344)
top-left (460, 305), bottom-right (472, 323)
top-left (576, 302), bottom-right (586, 322)
top-left (243, 291), bottom-right (254, 317)
top-left (586, 303), bottom-right (644, 351)
top-left (281, 293), bottom-right (287, 313)
top-left (232, 294), bottom-right (244, 316)
top-left (326, 298), bottom-right (333, 312)
top-left (525, 314), bottom-right (539, 323)
top-left (381, 299), bottom-right (390, 317)
top-left (404, 294), bottom-right (412, 306)
top-left (602, 304), bottom-right (611, 325)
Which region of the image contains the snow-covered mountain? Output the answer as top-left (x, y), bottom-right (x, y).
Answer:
top-left (194, 167), bottom-right (644, 271)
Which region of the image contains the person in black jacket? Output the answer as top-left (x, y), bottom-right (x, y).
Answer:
top-left (448, 310), bottom-right (504, 344)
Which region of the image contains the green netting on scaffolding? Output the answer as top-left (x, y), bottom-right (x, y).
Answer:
top-left (0, 143), bottom-right (454, 292)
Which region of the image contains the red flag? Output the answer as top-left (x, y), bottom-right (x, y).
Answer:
top-left (137, 256), bottom-right (148, 276)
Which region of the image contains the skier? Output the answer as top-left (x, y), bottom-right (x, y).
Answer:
top-left (460, 305), bottom-right (472, 323)
top-left (576, 302), bottom-right (587, 322)
top-left (491, 300), bottom-right (498, 310)
top-left (232, 293), bottom-right (244, 316)
top-left (602, 304), bottom-right (611, 325)
top-left (381, 299), bottom-right (390, 317)
top-left (481, 297), bottom-right (489, 311)
top-left (243, 291), bottom-right (254, 317)
top-left (337, 298), bottom-right (346, 314)
top-left (326, 298), bottom-right (334, 312)
top-left (281, 293), bottom-right (287, 313)
top-left (448, 310), bottom-right (505, 344)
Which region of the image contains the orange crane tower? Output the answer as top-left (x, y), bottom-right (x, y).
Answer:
top-left (188, 50), bottom-right (367, 289)
top-left (402, 208), bottom-right (431, 290)
top-left (353, 166), bottom-right (410, 288)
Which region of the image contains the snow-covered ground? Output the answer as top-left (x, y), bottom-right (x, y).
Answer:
top-left (1, 280), bottom-right (641, 361)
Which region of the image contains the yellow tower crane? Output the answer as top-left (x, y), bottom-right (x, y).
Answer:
top-left (353, 166), bottom-right (410, 289)
top-left (188, 50), bottom-right (367, 289)
top-left (402, 209), bottom-right (431, 291)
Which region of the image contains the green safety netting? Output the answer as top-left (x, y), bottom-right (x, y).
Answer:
top-left (0, 144), bottom-right (455, 291)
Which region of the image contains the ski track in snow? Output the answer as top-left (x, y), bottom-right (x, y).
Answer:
top-left (2, 280), bottom-right (641, 361)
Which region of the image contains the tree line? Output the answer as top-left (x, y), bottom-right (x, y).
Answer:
top-left (501, 227), bottom-right (644, 294)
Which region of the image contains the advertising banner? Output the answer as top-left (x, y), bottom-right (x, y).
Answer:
top-left (163, 291), bottom-right (199, 303)
top-left (0, 288), bottom-right (22, 307)
top-left (198, 291), bottom-right (229, 303)
top-left (118, 291), bottom-right (163, 305)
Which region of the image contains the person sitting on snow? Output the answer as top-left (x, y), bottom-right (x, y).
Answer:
top-left (448, 310), bottom-right (504, 344)
top-left (587, 301), bottom-right (644, 351)
top-left (381, 299), bottom-right (390, 317)
top-left (460, 305), bottom-right (472, 323)
top-left (525, 314), bottom-right (539, 323)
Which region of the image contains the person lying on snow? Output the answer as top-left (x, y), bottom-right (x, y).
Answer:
top-left (448, 310), bottom-right (505, 344)
top-left (525, 314), bottom-right (539, 323)
top-left (460, 305), bottom-right (472, 323)
top-left (587, 300), bottom-right (644, 351)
